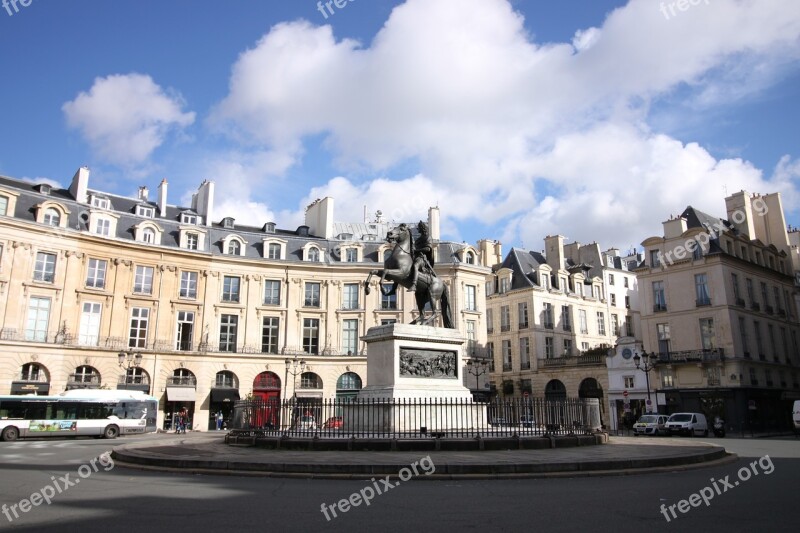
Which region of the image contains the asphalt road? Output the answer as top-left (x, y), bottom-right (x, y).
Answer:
top-left (0, 434), bottom-right (797, 532)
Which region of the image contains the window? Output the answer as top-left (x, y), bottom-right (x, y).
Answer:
top-left (342, 319), bottom-right (358, 355)
top-left (650, 250), bottom-right (661, 267)
top-left (579, 309), bottom-right (588, 334)
top-left (541, 274), bottom-right (549, 290)
top-left (520, 337), bottom-right (530, 369)
top-left (303, 318), bottom-right (320, 354)
top-left (768, 324), bottom-right (777, 361)
top-left (760, 282), bottom-right (769, 310)
top-left (307, 247), bottom-right (320, 262)
top-left (624, 295), bottom-right (630, 308)
top-left (502, 340), bottom-right (512, 371)
top-left (518, 302), bottom-right (528, 329)
top-left (624, 376), bottom-right (635, 389)
top-left (179, 271), bottom-right (198, 299)
top-left (596, 312), bottom-right (606, 336)
top-left (381, 284), bottom-right (397, 310)
top-left (575, 282), bottom-right (583, 297)
top-left (300, 372), bottom-right (322, 389)
top-left (25, 297), bottom-right (50, 341)
top-left (95, 218), bottom-right (110, 236)
top-left (754, 321), bottom-right (764, 359)
top-left (465, 252), bottom-right (475, 264)
top-left (343, 283), bottom-right (359, 310)
top-left (657, 323), bottom-right (671, 354)
top-left (91, 197), bottom-right (109, 209)
top-left (773, 287), bottom-right (782, 313)
top-left (181, 213), bottom-right (198, 225)
top-left (261, 317), bottom-right (280, 354)
top-left (611, 314), bottom-right (619, 336)
top-left (781, 327), bottom-right (789, 363)
top-left (561, 305), bottom-right (571, 331)
top-left (381, 319), bottom-right (397, 325)
top-left (746, 278), bottom-right (756, 308)
top-left (626, 315), bottom-right (634, 337)
top-left (749, 368), bottom-right (758, 386)
top-left (500, 305), bottom-right (510, 332)
top-left (43, 208), bottom-right (60, 226)
top-left (129, 307), bottom-right (149, 348)
top-left (563, 338), bottom-right (572, 356)
top-left (661, 370), bottom-right (674, 388)
top-left (487, 342), bottom-right (495, 371)
top-left (500, 278), bottom-right (510, 294)
top-left (652, 281), bottom-right (666, 311)
top-left (545, 337), bottom-right (554, 359)
top-left (227, 240), bottom-right (241, 255)
top-left (78, 302), bottom-right (102, 346)
top-left (33, 252), bottom-right (56, 283)
top-left (732, 273), bottom-right (742, 303)
top-left (700, 318), bottom-right (715, 350)
top-left (581, 342), bottom-right (589, 352)
top-left (141, 228), bottom-right (155, 244)
top-left (486, 308), bottom-right (494, 334)
top-left (345, 248), bottom-right (357, 262)
top-left (136, 205), bottom-right (154, 218)
top-left (133, 266), bottom-right (154, 294)
top-left (608, 274), bottom-right (615, 285)
top-left (222, 276), bottom-right (240, 303)
top-left (623, 277), bottom-right (629, 288)
top-left (543, 303), bottom-right (554, 328)
top-left (466, 320), bottom-right (476, 354)
top-left (304, 282), bottom-right (321, 307)
top-left (176, 311), bottom-right (194, 350)
top-left (186, 233), bottom-right (199, 250)
top-left (268, 243), bottom-right (281, 259)
top-left (0, 196), bottom-right (7, 216)
top-left (86, 259), bottom-right (107, 289)
top-left (263, 280), bottom-right (281, 305)
top-left (692, 242), bottom-right (703, 260)
top-left (465, 285), bottom-right (477, 311)
top-left (739, 317), bottom-right (750, 356)
top-left (219, 314), bottom-right (238, 352)
top-left (485, 281), bottom-right (494, 296)
top-left (610, 294), bottom-right (616, 307)
top-left (695, 274), bottom-right (710, 306)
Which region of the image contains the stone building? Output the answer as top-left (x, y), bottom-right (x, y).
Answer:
top-left (0, 168), bottom-right (490, 430)
top-left (638, 191), bottom-right (800, 431)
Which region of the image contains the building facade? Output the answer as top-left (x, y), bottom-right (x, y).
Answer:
top-left (484, 235), bottom-right (642, 427)
top-left (0, 169), bottom-right (489, 430)
top-left (638, 191), bottom-right (800, 431)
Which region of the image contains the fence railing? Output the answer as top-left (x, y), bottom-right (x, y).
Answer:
top-left (229, 397), bottom-right (602, 439)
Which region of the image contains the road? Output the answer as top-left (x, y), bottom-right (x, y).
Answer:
top-left (0, 434), bottom-right (797, 532)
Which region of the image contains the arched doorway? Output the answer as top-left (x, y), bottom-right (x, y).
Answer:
top-left (165, 368), bottom-right (197, 431)
top-left (335, 372), bottom-right (362, 402)
top-left (209, 370), bottom-right (240, 430)
top-left (253, 372), bottom-right (282, 428)
top-left (579, 377), bottom-right (605, 427)
top-left (544, 379), bottom-right (567, 431)
top-left (544, 379), bottom-right (567, 401)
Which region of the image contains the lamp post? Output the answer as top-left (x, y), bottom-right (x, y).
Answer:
top-left (117, 350), bottom-right (143, 390)
top-left (633, 351), bottom-right (658, 413)
top-left (466, 358), bottom-right (489, 399)
top-left (285, 355), bottom-right (306, 429)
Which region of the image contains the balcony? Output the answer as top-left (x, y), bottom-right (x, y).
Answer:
top-left (657, 349), bottom-right (725, 364)
top-left (653, 303), bottom-right (667, 312)
top-left (562, 324), bottom-right (572, 332)
top-left (735, 298), bottom-right (745, 307)
top-left (487, 328), bottom-right (494, 335)
top-left (166, 376), bottom-right (197, 387)
top-left (778, 309), bottom-right (786, 317)
top-left (538, 352), bottom-right (605, 368)
top-left (695, 298), bottom-right (711, 307)
top-left (707, 375), bottom-right (721, 386)
top-left (500, 325), bottom-right (510, 332)
top-left (751, 302), bottom-right (760, 311)
top-left (765, 305), bottom-right (774, 315)
top-left (544, 322), bottom-right (554, 330)
top-left (502, 363), bottom-right (513, 372)
top-left (117, 375), bottom-right (150, 386)
top-left (518, 322), bottom-right (529, 330)
top-left (520, 360), bottom-right (531, 370)
top-left (66, 374), bottom-right (101, 389)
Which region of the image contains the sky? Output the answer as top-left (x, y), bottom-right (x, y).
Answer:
top-left (1, 0), bottom-right (799, 255)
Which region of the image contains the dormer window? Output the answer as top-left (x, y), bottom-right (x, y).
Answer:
top-left (344, 248), bottom-right (357, 262)
top-left (95, 218), bottom-right (111, 236)
top-left (222, 235), bottom-right (246, 256)
top-left (263, 222), bottom-right (276, 234)
top-left (465, 252), bottom-right (475, 264)
top-left (91, 196), bottom-right (109, 210)
top-left (43, 208), bottom-right (60, 226)
top-left (142, 228), bottom-right (155, 243)
top-left (136, 205), bottom-right (155, 218)
top-left (308, 247), bottom-right (320, 262)
top-left (186, 233), bottom-right (199, 250)
top-left (35, 184), bottom-right (51, 195)
top-left (227, 240), bottom-right (241, 255)
top-left (181, 213), bottom-right (200, 225)
top-left (222, 217), bottom-right (235, 229)
top-left (0, 196), bottom-right (7, 216)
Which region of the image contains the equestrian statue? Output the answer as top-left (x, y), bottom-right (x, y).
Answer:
top-left (364, 221), bottom-right (454, 328)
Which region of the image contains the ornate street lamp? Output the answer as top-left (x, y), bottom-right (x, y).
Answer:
top-left (285, 355), bottom-right (307, 399)
top-left (633, 351), bottom-right (658, 413)
top-left (466, 358), bottom-right (489, 395)
top-left (118, 350), bottom-right (143, 369)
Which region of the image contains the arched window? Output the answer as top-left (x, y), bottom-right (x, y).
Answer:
top-left (215, 370), bottom-right (238, 388)
top-left (336, 372), bottom-right (362, 391)
top-left (299, 372), bottom-right (323, 389)
top-left (307, 247), bottom-right (320, 262)
top-left (141, 228), bottom-right (155, 243)
top-left (227, 240), bottom-right (241, 255)
top-left (20, 363), bottom-right (46, 381)
top-left (43, 208), bottom-right (60, 226)
top-left (267, 243), bottom-right (281, 259)
top-left (69, 365), bottom-right (100, 389)
top-left (170, 368), bottom-right (196, 387)
top-left (465, 252), bottom-right (475, 264)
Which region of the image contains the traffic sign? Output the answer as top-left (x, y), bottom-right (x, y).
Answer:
top-left (523, 391), bottom-right (529, 398)
top-left (622, 390), bottom-right (628, 398)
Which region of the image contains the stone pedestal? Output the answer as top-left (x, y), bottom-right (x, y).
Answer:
top-left (343, 323), bottom-right (486, 433)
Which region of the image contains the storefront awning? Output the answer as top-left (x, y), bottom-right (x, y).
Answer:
top-left (166, 387), bottom-right (196, 402)
top-left (10, 382), bottom-right (50, 395)
top-left (210, 388), bottom-right (240, 403)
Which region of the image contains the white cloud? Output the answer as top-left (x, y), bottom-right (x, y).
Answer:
top-left (210, 0), bottom-right (800, 249)
top-left (63, 74), bottom-right (195, 167)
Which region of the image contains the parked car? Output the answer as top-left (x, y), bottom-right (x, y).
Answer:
top-left (297, 415), bottom-right (317, 430)
top-left (665, 412), bottom-right (708, 437)
top-left (490, 417), bottom-right (512, 427)
top-left (633, 414), bottom-right (669, 436)
top-left (323, 416), bottom-right (343, 429)
top-left (519, 416), bottom-right (546, 431)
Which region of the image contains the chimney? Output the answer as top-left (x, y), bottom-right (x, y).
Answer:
top-left (662, 216), bottom-right (688, 239)
top-left (304, 197), bottom-right (335, 238)
top-left (138, 186), bottom-right (149, 201)
top-left (427, 206), bottom-right (440, 241)
top-left (68, 166), bottom-right (90, 204)
top-left (725, 190), bottom-right (755, 240)
top-left (478, 239), bottom-right (503, 267)
top-left (544, 235), bottom-right (565, 271)
top-left (157, 179), bottom-right (168, 217)
top-left (193, 180), bottom-right (215, 226)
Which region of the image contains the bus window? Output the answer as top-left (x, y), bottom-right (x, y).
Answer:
top-left (0, 400), bottom-right (26, 419)
top-left (55, 402), bottom-right (79, 420)
top-left (25, 402), bottom-right (48, 420)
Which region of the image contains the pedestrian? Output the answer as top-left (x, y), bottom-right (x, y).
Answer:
top-left (179, 408), bottom-right (188, 433)
top-left (216, 411), bottom-right (224, 431)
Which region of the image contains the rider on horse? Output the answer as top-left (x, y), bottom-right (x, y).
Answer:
top-left (409, 221), bottom-right (434, 292)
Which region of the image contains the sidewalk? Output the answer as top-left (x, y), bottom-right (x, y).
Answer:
top-left (111, 433), bottom-right (734, 479)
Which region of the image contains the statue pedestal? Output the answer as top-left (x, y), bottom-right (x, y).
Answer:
top-left (344, 323), bottom-right (486, 433)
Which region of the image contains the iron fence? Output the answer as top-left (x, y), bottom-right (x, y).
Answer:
top-left (229, 397), bottom-right (602, 439)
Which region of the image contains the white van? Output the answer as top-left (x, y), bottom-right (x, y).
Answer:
top-left (665, 412), bottom-right (708, 437)
top-left (793, 400), bottom-right (800, 431)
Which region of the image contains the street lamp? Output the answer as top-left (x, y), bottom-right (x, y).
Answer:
top-left (117, 350), bottom-right (143, 390)
top-left (284, 355), bottom-right (307, 399)
top-left (633, 351), bottom-right (658, 413)
top-left (466, 358), bottom-right (489, 397)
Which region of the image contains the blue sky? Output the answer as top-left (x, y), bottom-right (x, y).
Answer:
top-left (1, 0), bottom-right (799, 252)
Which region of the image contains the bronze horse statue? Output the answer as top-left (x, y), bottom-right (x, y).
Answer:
top-left (364, 223), bottom-right (454, 328)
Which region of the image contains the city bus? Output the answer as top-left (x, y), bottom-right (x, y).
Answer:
top-left (0, 389), bottom-right (158, 441)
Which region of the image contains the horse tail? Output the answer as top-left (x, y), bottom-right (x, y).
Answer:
top-left (440, 284), bottom-right (454, 329)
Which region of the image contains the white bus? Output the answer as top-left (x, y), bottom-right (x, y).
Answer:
top-left (0, 389), bottom-right (158, 441)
